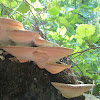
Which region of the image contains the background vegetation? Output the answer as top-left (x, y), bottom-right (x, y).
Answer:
top-left (0, 0), bottom-right (100, 95)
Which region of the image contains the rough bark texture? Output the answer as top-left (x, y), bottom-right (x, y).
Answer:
top-left (0, 54), bottom-right (85, 100)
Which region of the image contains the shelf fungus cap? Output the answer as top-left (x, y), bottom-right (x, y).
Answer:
top-left (51, 82), bottom-right (93, 98)
top-left (0, 17), bottom-right (24, 42)
top-left (0, 45), bottom-right (37, 61)
top-left (35, 38), bottom-right (59, 47)
top-left (8, 30), bottom-right (59, 47)
top-left (8, 30), bottom-right (38, 46)
top-left (0, 17), bottom-right (24, 30)
top-left (44, 63), bottom-right (71, 74)
top-left (0, 45), bottom-right (73, 74)
top-left (37, 47), bottom-right (74, 63)
top-left (37, 63), bottom-right (71, 74)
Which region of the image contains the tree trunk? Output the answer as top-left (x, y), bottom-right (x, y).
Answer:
top-left (0, 55), bottom-right (85, 100)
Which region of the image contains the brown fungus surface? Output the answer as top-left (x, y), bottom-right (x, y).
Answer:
top-left (0, 17), bottom-right (24, 44)
top-left (0, 17), bottom-right (58, 47)
top-left (51, 82), bottom-right (93, 99)
top-left (0, 46), bottom-right (73, 74)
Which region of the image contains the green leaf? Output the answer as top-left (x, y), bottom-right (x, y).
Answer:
top-left (76, 24), bottom-right (96, 38)
top-left (36, 8), bottom-right (42, 11)
top-left (91, 63), bottom-right (98, 72)
top-left (10, 1), bottom-right (17, 7)
top-left (30, 0), bottom-right (36, 3)
top-left (93, 84), bottom-right (100, 94)
top-left (48, 31), bottom-right (58, 38)
top-left (92, 74), bottom-right (98, 81)
top-left (57, 26), bottom-right (67, 37)
top-left (80, 4), bottom-right (92, 9)
top-left (84, 73), bottom-right (92, 78)
top-left (0, 0), bottom-right (7, 3)
top-left (77, 39), bottom-right (83, 44)
top-left (17, 2), bottom-right (30, 14)
top-left (72, 8), bottom-right (80, 13)
top-left (70, 14), bottom-right (79, 24)
top-left (47, 34), bottom-right (53, 39)
top-left (58, 17), bottom-right (69, 27)
top-left (70, 35), bottom-right (74, 41)
top-left (96, 79), bottom-right (100, 84)
top-left (88, 35), bottom-right (98, 43)
top-left (48, 5), bottom-right (61, 16)
top-left (94, 4), bottom-right (100, 12)
top-left (53, 32), bottom-right (58, 38)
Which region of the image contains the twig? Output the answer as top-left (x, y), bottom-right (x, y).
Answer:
top-left (0, 3), bottom-right (27, 19)
top-left (0, 4), bottom-right (11, 17)
top-left (90, 80), bottom-right (95, 100)
top-left (73, 53), bottom-right (82, 58)
top-left (9, 0), bottom-right (23, 17)
top-left (68, 47), bottom-right (100, 57)
top-left (29, 9), bottom-right (39, 29)
top-left (28, 9), bottom-right (46, 39)
top-left (73, 62), bottom-right (84, 76)
top-left (25, 0), bottom-right (47, 39)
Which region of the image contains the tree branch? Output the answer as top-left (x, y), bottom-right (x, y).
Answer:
top-left (25, 0), bottom-right (47, 39)
top-left (0, 3), bottom-right (27, 19)
top-left (68, 47), bottom-right (100, 57)
top-left (0, 4), bottom-right (12, 18)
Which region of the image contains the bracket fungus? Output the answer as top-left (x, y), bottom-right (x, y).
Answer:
top-left (0, 17), bottom-right (24, 44)
top-left (8, 30), bottom-right (59, 47)
top-left (0, 17), bottom-right (74, 74)
top-left (37, 63), bottom-right (70, 74)
top-left (0, 46), bottom-right (73, 74)
top-left (0, 17), bottom-right (58, 47)
top-left (51, 82), bottom-right (93, 98)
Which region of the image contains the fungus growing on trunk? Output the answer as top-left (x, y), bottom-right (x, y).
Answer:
top-left (0, 17), bottom-right (74, 74)
top-left (0, 17), bottom-right (24, 43)
top-left (0, 46), bottom-right (73, 74)
top-left (0, 17), bottom-right (59, 47)
top-left (37, 63), bottom-right (70, 74)
top-left (51, 82), bottom-right (93, 98)
top-left (8, 30), bottom-right (59, 47)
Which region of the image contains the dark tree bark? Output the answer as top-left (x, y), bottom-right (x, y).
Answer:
top-left (0, 55), bottom-right (85, 100)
